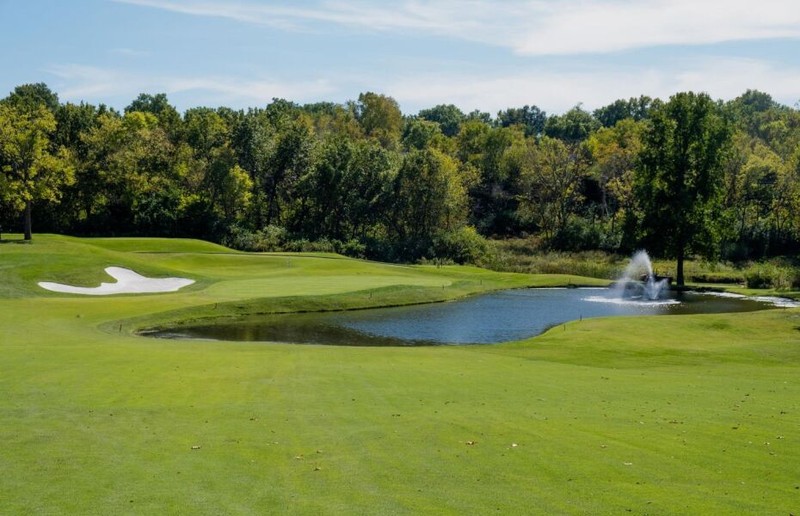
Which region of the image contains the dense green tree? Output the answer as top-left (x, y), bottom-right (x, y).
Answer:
top-left (41, 102), bottom-right (105, 231)
top-left (261, 115), bottom-right (313, 227)
top-left (465, 109), bottom-right (492, 124)
top-left (496, 105), bottom-right (547, 137)
top-left (725, 90), bottom-right (781, 136)
top-left (2, 83), bottom-right (60, 113)
top-left (303, 102), bottom-right (362, 139)
top-left (402, 119), bottom-right (444, 151)
top-left (586, 119), bottom-right (644, 222)
top-left (79, 111), bottom-right (176, 234)
top-left (593, 96), bottom-right (653, 127)
top-left (2, 81), bottom-right (797, 264)
top-left (177, 107), bottom-right (252, 234)
top-left (0, 104), bottom-right (74, 239)
top-left (125, 93), bottom-right (182, 139)
top-left (457, 121), bottom-right (522, 234)
top-left (544, 105), bottom-right (601, 142)
top-left (417, 104), bottom-right (465, 137)
top-left (517, 136), bottom-right (589, 240)
top-left (354, 92), bottom-right (403, 150)
top-left (390, 148), bottom-right (469, 258)
top-left (293, 136), bottom-right (392, 243)
top-left (635, 92), bottom-right (732, 286)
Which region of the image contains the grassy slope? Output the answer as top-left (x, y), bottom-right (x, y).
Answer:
top-left (1, 235), bottom-right (798, 514)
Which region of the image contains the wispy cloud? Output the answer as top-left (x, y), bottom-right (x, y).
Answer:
top-left (45, 64), bottom-right (336, 107)
top-left (112, 0), bottom-right (800, 55)
top-left (45, 57), bottom-right (800, 114)
top-left (383, 57), bottom-right (800, 113)
top-left (514, 0), bottom-right (800, 55)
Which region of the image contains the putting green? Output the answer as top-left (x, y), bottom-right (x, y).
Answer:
top-left (1, 235), bottom-right (798, 514)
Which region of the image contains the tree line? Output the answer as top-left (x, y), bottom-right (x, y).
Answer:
top-left (1, 84), bottom-right (799, 282)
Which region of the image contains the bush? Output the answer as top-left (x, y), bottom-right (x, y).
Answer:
top-left (484, 239), bottom-right (623, 279)
top-left (744, 262), bottom-right (796, 289)
top-left (548, 217), bottom-right (603, 252)
top-left (339, 239), bottom-right (367, 259)
top-left (689, 272), bottom-right (744, 284)
top-left (431, 226), bottom-right (490, 265)
top-left (224, 225), bottom-right (287, 252)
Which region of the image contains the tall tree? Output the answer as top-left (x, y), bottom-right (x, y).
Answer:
top-left (586, 119), bottom-right (644, 222)
top-left (3, 83), bottom-right (60, 114)
top-left (390, 148), bottom-right (468, 258)
top-left (496, 105), bottom-right (547, 137)
top-left (635, 92), bottom-right (731, 286)
top-left (517, 136), bottom-right (589, 240)
top-left (354, 92), bottom-right (403, 150)
top-left (593, 96), bottom-right (653, 128)
top-left (125, 93), bottom-right (182, 139)
top-left (418, 104), bottom-right (465, 137)
top-left (544, 105), bottom-right (600, 143)
top-left (0, 104), bottom-right (74, 239)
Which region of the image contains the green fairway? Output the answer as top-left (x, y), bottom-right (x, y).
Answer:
top-left (1, 235), bottom-right (798, 514)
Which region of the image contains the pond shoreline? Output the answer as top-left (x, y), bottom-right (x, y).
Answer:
top-left (139, 286), bottom-right (792, 346)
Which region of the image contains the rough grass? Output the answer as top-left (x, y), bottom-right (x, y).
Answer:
top-left (1, 234), bottom-right (799, 514)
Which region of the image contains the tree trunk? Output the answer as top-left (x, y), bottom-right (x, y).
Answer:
top-left (23, 201), bottom-right (32, 241)
top-left (676, 250), bottom-right (685, 287)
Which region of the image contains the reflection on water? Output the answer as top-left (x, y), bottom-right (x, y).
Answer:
top-left (143, 288), bottom-right (784, 346)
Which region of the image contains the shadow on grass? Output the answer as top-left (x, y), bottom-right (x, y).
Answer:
top-left (0, 238), bottom-right (31, 245)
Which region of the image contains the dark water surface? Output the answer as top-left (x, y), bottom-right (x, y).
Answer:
top-left (143, 288), bottom-right (785, 346)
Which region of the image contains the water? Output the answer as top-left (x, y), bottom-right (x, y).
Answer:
top-left (143, 288), bottom-right (786, 346)
top-left (613, 250), bottom-right (670, 300)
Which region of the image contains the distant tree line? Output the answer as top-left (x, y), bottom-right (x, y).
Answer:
top-left (2, 84), bottom-right (799, 273)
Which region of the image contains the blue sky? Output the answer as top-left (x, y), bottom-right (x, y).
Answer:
top-left (2, 0), bottom-right (799, 115)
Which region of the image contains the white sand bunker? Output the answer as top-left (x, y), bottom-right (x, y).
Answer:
top-left (39, 267), bottom-right (194, 295)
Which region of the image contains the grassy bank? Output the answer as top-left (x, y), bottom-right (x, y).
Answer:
top-left (1, 235), bottom-right (799, 514)
top-left (487, 238), bottom-right (800, 299)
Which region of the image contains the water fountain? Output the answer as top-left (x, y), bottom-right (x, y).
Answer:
top-left (613, 250), bottom-right (671, 300)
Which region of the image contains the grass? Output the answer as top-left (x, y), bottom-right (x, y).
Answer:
top-left (1, 234), bottom-right (799, 514)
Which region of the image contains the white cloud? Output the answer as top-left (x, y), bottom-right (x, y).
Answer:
top-left (385, 58), bottom-right (800, 114)
top-left (513, 0), bottom-right (800, 55)
top-left (45, 57), bottom-right (800, 114)
top-left (112, 0), bottom-right (800, 55)
top-left (45, 64), bottom-right (337, 108)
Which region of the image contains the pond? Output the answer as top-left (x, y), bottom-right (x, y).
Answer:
top-left (142, 288), bottom-right (794, 346)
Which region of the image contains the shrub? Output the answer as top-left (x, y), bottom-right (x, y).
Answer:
top-left (744, 262), bottom-right (795, 289)
top-left (689, 272), bottom-right (744, 284)
top-left (431, 226), bottom-right (490, 265)
top-left (223, 225), bottom-right (287, 252)
top-left (548, 217), bottom-right (603, 252)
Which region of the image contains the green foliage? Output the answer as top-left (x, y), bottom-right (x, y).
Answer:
top-left (544, 105), bottom-right (600, 142)
top-left (431, 225), bottom-right (489, 264)
top-left (2, 82), bottom-right (60, 113)
top-left (486, 240), bottom-right (624, 278)
top-left (125, 92), bottom-right (182, 137)
top-left (0, 103), bottom-right (75, 239)
top-left (390, 148), bottom-right (469, 258)
top-left (634, 92), bottom-right (732, 285)
top-left (417, 104), bottom-right (465, 137)
top-left (593, 95), bottom-right (653, 127)
top-left (517, 136), bottom-right (590, 239)
top-left (354, 92), bottom-right (403, 149)
top-left (402, 118), bottom-right (443, 150)
top-left (496, 104), bottom-right (547, 137)
top-left (223, 224), bottom-right (288, 252)
top-left (6, 83), bottom-right (800, 266)
top-left (743, 261), bottom-right (798, 289)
